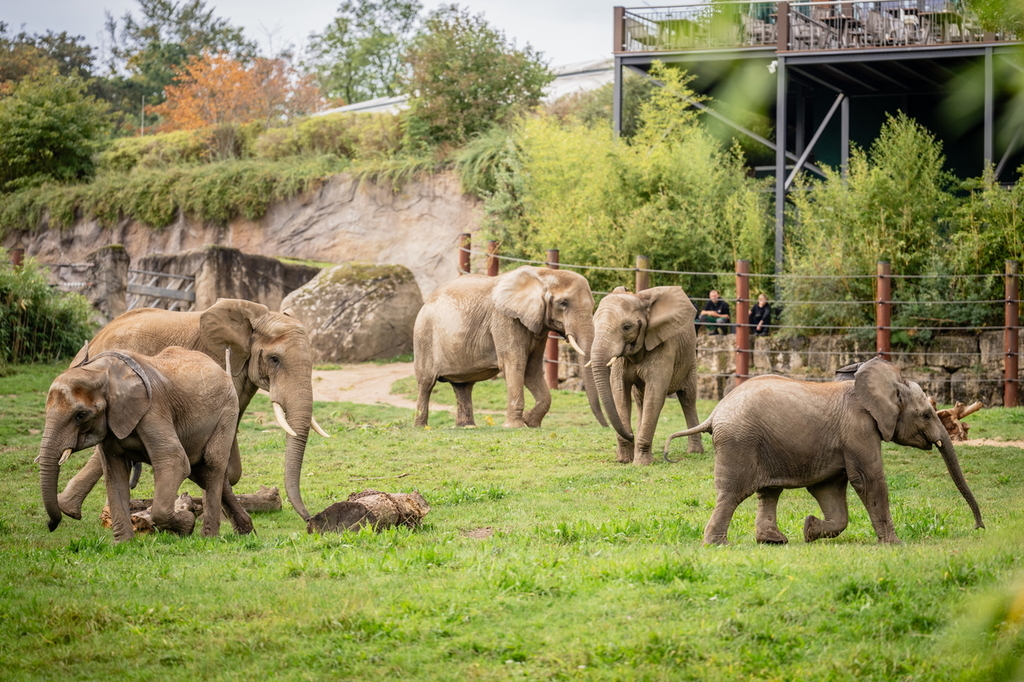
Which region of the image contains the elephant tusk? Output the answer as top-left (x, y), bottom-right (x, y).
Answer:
top-left (584, 360), bottom-right (592, 368)
top-left (567, 334), bottom-right (586, 357)
top-left (935, 439), bottom-right (943, 448)
top-left (273, 402), bottom-right (298, 437)
top-left (33, 453), bottom-right (41, 464)
top-left (58, 448), bottom-right (73, 465)
top-left (606, 356), bottom-right (620, 367)
top-left (311, 416), bottom-right (331, 438)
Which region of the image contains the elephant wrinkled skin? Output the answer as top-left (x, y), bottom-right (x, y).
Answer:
top-left (664, 358), bottom-right (986, 545)
top-left (413, 266), bottom-right (605, 428)
top-left (56, 299), bottom-right (323, 521)
top-left (590, 286), bottom-right (704, 465)
top-left (39, 348), bottom-right (253, 542)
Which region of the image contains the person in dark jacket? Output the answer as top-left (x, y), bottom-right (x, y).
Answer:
top-left (698, 290), bottom-right (731, 334)
top-left (750, 293), bottom-right (772, 336)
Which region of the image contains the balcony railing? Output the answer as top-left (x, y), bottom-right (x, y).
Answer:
top-left (617, 1), bottom-right (1017, 53)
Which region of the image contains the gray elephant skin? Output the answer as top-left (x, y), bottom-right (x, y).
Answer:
top-left (39, 348), bottom-right (254, 542)
top-left (55, 298), bottom-right (326, 522)
top-left (664, 358), bottom-right (985, 545)
top-left (590, 286), bottom-right (704, 465)
top-left (413, 266), bottom-right (605, 428)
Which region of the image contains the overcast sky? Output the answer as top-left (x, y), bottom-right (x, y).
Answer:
top-left (3, 0), bottom-right (619, 68)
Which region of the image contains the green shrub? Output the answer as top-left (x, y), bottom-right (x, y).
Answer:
top-left (95, 129), bottom-right (210, 172)
top-left (0, 253), bottom-right (95, 365)
top-left (253, 126), bottom-right (302, 160)
top-left (255, 113), bottom-right (404, 162)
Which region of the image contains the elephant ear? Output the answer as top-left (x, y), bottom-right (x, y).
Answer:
top-left (854, 358), bottom-right (903, 442)
top-left (492, 267), bottom-right (546, 335)
top-left (104, 355), bottom-right (152, 440)
top-left (638, 286), bottom-right (693, 351)
top-left (200, 299), bottom-right (269, 376)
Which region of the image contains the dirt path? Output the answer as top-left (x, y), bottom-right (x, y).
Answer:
top-left (311, 362), bottom-right (450, 413)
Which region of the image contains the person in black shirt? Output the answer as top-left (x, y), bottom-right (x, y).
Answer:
top-left (750, 293), bottom-right (772, 336)
top-left (698, 290), bottom-right (730, 334)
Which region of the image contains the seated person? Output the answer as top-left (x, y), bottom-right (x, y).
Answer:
top-left (750, 293), bottom-right (772, 336)
top-left (698, 290), bottom-right (730, 334)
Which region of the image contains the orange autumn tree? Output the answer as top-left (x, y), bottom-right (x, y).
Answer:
top-left (150, 51), bottom-right (323, 131)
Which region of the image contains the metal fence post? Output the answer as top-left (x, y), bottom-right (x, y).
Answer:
top-left (735, 259), bottom-right (750, 383)
top-left (458, 233), bottom-right (471, 275)
top-left (1006, 260), bottom-right (1020, 408)
top-left (545, 250), bottom-right (560, 390)
top-left (487, 240), bottom-right (499, 277)
top-left (635, 255), bottom-right (650, 292)
top-left (876, 261), bottom-right (891, 361)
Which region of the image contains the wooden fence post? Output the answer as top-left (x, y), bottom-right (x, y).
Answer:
top-left (1006, 260), bottom-right (1019, 408)
top-left (487, 240), bottom-right (499, 277)
top-left (545, 250), bottom-right (560, 389)
top-left (735, 259), bottom-right (750, 383)
top-left (876, 261), bottom-right (891, 361)
top-left (458, 233), bottom-right (471, 275)
top-left (9, 248), bottom-right (24, 269)
top-left (635, 255), bottom-right (650, 292)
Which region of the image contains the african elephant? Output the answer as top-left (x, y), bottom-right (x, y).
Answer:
top-left (39, 348), bottom-right (253, 542)
top-left (413, 266), bottom-right (605, 428)
top-left (590, 286), bottom-right (703, 465)
top-left (55, 299), bottom-right (327, 522)
top-left (663, 358), bottom-right (985, 545)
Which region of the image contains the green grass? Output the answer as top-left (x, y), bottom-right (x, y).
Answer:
top-left (2, 362), bottom-right (1023, 680)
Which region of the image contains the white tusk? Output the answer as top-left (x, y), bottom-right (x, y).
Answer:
top-left (935, 440), bottom-right (943, 448)
top-left (34, 454), bottom-right (41, 464)
top-left (567, 335), bottom-right (586, 357)
top-left (225, 346), bottom-right (231, 372)
top-left (584, 360), bottom-right (592, 368)
top-left (606, 356), bottom-right (620, 367)
top-left (311, 416), bottom-right (331, 438)
top-left (273, 402), bottom-right (298, 437)
top-left (59, 448), bottom-right (73, 465)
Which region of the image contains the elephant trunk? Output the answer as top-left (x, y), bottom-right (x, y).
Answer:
top-left (564, 317), bottom-right (607, 428)
top-left (273, 385), bottom-right (314, 521)
top-left (589, 339), bottom-right (633, 442)
top-left (936, 438), bottom-right (985, 530)
top-left (38, 433), bottom-right (68, 531)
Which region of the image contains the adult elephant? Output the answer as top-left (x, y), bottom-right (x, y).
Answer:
top-left (589, 286), bottom-right (703, 465)
top-left (55, 299), bottom-right (327, 521)
top-left (414, 266), bottom-right (605, 428)
top-left (40, 348), bottom-right (253, 542)
top-left (663, 358), bottom-right (985, 545)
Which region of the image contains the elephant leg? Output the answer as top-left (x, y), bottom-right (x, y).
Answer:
top-left (633, 387), bottom-right (667, 466)
top-left (804, 476), bottom-right (850, 542)
top-left (501, 357), bottom-right (529, 428)
top-left (848, 469), bottom-right (900, 544)
top-left (57, 446), bottom-right (105, 520)
top-left (675, 388), bottom-right (704, 454)
top-left (414, 376), bottom-right (437, 427)
top-left (100, 453), bottom-right (135, 543)
top-left (522, 351), bottom-right (551, 428)
top-left (704, 488), bottom-right (750, 545)
top-left (615, 383), bottom-right (634, 463)
top-left (226, 436), bottom-right (241, 486)
top-left (451, 382), bottom-right (476, 428)
top-left (755, 487), bottom-right (789, 544)
top-left (221, 480), bottom-right (254, 535)
top-left (150, 465), bottom-right (196, 537)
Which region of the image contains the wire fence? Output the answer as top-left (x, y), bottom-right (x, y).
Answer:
top-left (457, 238), bottom-right (1021, 406)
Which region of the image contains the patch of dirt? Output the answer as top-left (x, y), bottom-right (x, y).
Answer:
top-left (312, 362), bottom-right (446, 412)
top-left (958, 438), bottom-right (1024, 448)
top-left (461, 527), bottom-right (495, 539)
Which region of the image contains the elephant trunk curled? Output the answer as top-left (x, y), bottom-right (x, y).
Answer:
top-left (275, 385), bottom-right (314, 521)
top-left (937, 438), bottom-right (985, 530)
top-left (564, 320), bottom-right (606, 428)
top-left (589, 337), bottom-right (633, 443)
top-left (38, 433), bottom-right (68, 531)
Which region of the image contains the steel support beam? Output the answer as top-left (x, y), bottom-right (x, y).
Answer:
top-left (985, 47), bottom-right (994, 167)
top-left (785, 93), bottom-right (845, 189)
top-left (775, 56), bottom-right (787, 275)
top-left (613, 57), bottom-right (624, 137)
top-left (841, 94), bottom-right (850, 178)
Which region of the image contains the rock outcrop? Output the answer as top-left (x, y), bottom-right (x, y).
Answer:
top-left (281, 261), bottom-right (423, 363)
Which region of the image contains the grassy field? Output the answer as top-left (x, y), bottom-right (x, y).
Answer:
top-left (1, 362), bottom-right (1023, 681)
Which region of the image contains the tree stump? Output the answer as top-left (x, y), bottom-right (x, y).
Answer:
top-left (306, 490), bottom-right (430, 533)
top-left (930, 398), bottom-right (984, 442)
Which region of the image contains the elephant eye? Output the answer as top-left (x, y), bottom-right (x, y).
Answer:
top-left (267, 355), bottom-right (281, 366)
top-left (623, 323), bottom-right (632, 332)
top-left (75, 411), bottom-right (88, 422)
top-left (559, 299), bottom-right (569, 309)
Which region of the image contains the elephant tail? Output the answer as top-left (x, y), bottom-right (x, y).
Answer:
top-left (663, 417), bottom-right (713, 463)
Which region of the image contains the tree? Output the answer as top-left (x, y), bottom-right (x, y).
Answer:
top-left (400, 4), bottom-right (552, 147)
top-left (0, 23), bottom-right (96, 93)
top-left (0, 72), bottom-right (110, 191)
top-left (149, 52), bottom-right (322, 131)
top-left (305, 0), bottom-right (421, 105)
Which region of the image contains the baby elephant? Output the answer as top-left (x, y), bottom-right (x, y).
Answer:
top-left (664, 358), bottom-right (984, 545)
top-left (38, 347), bottom-right (254, 542)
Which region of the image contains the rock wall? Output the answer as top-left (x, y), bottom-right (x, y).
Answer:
top-left (5, 172), bottom-right (483, 299)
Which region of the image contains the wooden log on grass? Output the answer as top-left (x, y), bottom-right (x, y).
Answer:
top-left (306, 490), bottom-right (430, 533)
top-left (929, 399), bottom-right (984, 442)
top-left (100, 486), bottom-right (282, 532)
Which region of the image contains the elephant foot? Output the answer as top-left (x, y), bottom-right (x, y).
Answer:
top-left (632, 451), bottom-right (654, 466)
top-left (503, 418), bottom-right (527, 428)
top-left (616, 444), bottom-right (633, 463)
top-left (756, 528), bottom-right (789, 545)
top-left (688, 439), bottom-right (705, 455)
top-left (56, 492), bottom-right (83, 521)
top-left (155, 511), bottom-right (196, 536)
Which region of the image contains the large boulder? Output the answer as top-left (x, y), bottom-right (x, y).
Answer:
top-left (281, 262), bottom-right (423, 363)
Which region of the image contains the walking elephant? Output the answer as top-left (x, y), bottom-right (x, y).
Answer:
top-left (414, 266), bottom-right (605, 428)
top-left (663, 358), bottom-right (986, 545)
top-left (55, 299), bottom-right (328, 522)
top-left (39, 348), bottom-right (253, 542)
top-left (590, 286), bottom-right (703, 465)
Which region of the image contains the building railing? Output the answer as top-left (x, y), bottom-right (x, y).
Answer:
top-left (616, 1), bottom-right (1017, 53)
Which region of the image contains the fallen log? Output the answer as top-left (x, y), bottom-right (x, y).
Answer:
top-left (101, 492), bottom-right (196, 534)
top-left (930, 399), bottom-right (984, 442)
top-left (100, 486), bottom-right (281, 531)
top-left (306, 490), bottom-right (430, 534)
